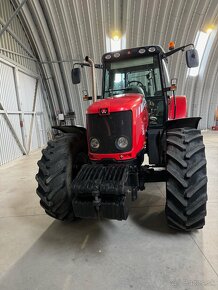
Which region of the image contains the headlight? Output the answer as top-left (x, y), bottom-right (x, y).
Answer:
top-left (90, 138), bottom-right (100, 150)
top-left (116, 136), bottom-right (128, 149)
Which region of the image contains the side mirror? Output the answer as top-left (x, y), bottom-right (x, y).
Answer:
top-left (186, 49), bottom-right (199, 68)
top-left (71, 68), bottom-right (81, 84)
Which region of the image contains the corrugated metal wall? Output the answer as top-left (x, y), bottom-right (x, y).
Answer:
top-left (0, 60), bottom-right (24, 164)
top-left (18, 0), bottom-right (218, 130)
top-left (0, 57), bottom-right (49, 165)
top-left (0, 0), bottom-right (50, 165)
top-left (0, 0), bottom-right (37, 72)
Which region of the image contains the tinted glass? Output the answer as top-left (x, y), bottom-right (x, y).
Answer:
top-left (104, 55), bottom-right (162, 98)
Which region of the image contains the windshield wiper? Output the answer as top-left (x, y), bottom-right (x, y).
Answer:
top-left (104, 88), bottom-right (127, 93)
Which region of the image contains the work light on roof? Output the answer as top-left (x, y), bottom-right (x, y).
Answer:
top-left (105, 54), bottom-right (112, 60)
top-left (114, 52), bottom-right (120, 58)
top-left (138, 48), bottom-right (146, 54)
top-left (148, 47), bottom-right (156, 52)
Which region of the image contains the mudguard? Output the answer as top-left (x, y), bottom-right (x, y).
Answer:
top-left (52, 125), bottom-right (86, 135)
top-left (168, 95), bottom-right (187, 119)
top-left (165, 117), bottom-right (201, 130)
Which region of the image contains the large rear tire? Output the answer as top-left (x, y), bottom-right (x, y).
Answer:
top-left (165, 128), bottom-right (207, 231)
top-left (36, 133), bottom-right (88, 221)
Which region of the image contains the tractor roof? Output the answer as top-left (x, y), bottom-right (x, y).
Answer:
top-left (102, 45), bottom-right (165, 63)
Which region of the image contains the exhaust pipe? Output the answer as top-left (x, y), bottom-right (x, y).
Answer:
top-left (85, 56), bottom-right (97, 103)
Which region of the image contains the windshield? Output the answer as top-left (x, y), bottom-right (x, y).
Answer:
top-left (103, 55), bottom-right (163, 98)
top-left (103, 55), bottom-right (166, 126)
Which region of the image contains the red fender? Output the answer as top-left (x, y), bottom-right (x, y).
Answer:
top-left (168, 95), bottom-right (187, 120)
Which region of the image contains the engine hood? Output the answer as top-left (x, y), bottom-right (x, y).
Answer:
top-left (86, 93), bottom-right (143, 114)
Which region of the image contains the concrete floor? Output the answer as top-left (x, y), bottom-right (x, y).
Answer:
top-left (0, 131), bottom-right (218, 290)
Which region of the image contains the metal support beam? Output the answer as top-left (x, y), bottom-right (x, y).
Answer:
top-left (27, 79), bottom-right (38, 154)
top-left (38, 76), bottom-right (53, 126)
top-left (0, 0), bottom-right (28, 38)
top-left (40, 59), bottom-right (82, 64)
top-left (0, 17), bottom-right (35, 59)
top-left (13, 67), bottom-right (28, 151)
top-left (0, 48), bottom-right (82, 64)
top-left (0, 48), bottom-right (36, 61)
top-left (0, 101), bottom-right (27, 155)
top-left (34, 112), bottom-right (41, 147)
top-left (0, 110), bottom-right (39, 114)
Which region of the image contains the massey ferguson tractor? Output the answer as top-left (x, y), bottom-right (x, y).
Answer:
top-left (36, 43), bottom-right (207, 231)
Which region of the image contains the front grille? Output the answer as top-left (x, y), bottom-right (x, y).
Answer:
top-left (87, 110), bottom-right (132, 154)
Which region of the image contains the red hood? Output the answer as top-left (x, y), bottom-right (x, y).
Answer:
top-left (86, 93), bottom-right (143, 114)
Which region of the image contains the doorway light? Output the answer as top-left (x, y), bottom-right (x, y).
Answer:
top-left (106, 33), bottom-right (126, 52)
top-left (110, 38), bottom-right (121, 52)
top-left (205, 24), bottom-right (216, 34)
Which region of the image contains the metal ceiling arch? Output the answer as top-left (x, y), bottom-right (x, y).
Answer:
top-left (11, 0), bottom-right (218, 128)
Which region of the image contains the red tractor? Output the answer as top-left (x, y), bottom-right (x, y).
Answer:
top-left (36, 44), bottom-right (207, 231)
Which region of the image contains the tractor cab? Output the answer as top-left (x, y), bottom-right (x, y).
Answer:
top-left (102, 46), bottom-right (167, 127)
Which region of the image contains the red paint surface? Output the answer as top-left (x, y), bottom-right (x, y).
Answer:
top-left (86, 93), bottom-right (149, 161)
top-left (168, 95), bottom-right (187, 119)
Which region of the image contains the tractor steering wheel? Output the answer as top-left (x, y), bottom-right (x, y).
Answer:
top-left (127, 80), bottom-right (148, 96)
top-left (127, 80), bottom-right (144, 87)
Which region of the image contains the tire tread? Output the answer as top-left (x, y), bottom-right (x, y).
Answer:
top-left (165, 127), bottom-right (207, 231)
top-left (35, 133), bottom-right (87, 221)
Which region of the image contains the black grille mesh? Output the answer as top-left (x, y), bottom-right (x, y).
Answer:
top-left (87, 110), bottom-right (132, 154)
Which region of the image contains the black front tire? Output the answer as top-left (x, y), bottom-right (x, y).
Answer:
top-left (36, 133), bottom-right (88, 221)
top-left (165, 128), bottom-right (207, 231)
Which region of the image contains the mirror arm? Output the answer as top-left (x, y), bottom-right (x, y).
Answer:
top-left (73, 62), bottom-right (103, 69)
top-left (162, 43), bottom-right (194, 59)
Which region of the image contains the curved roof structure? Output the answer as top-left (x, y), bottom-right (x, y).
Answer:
top-left (9, 0), bottom-right (218, 128)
